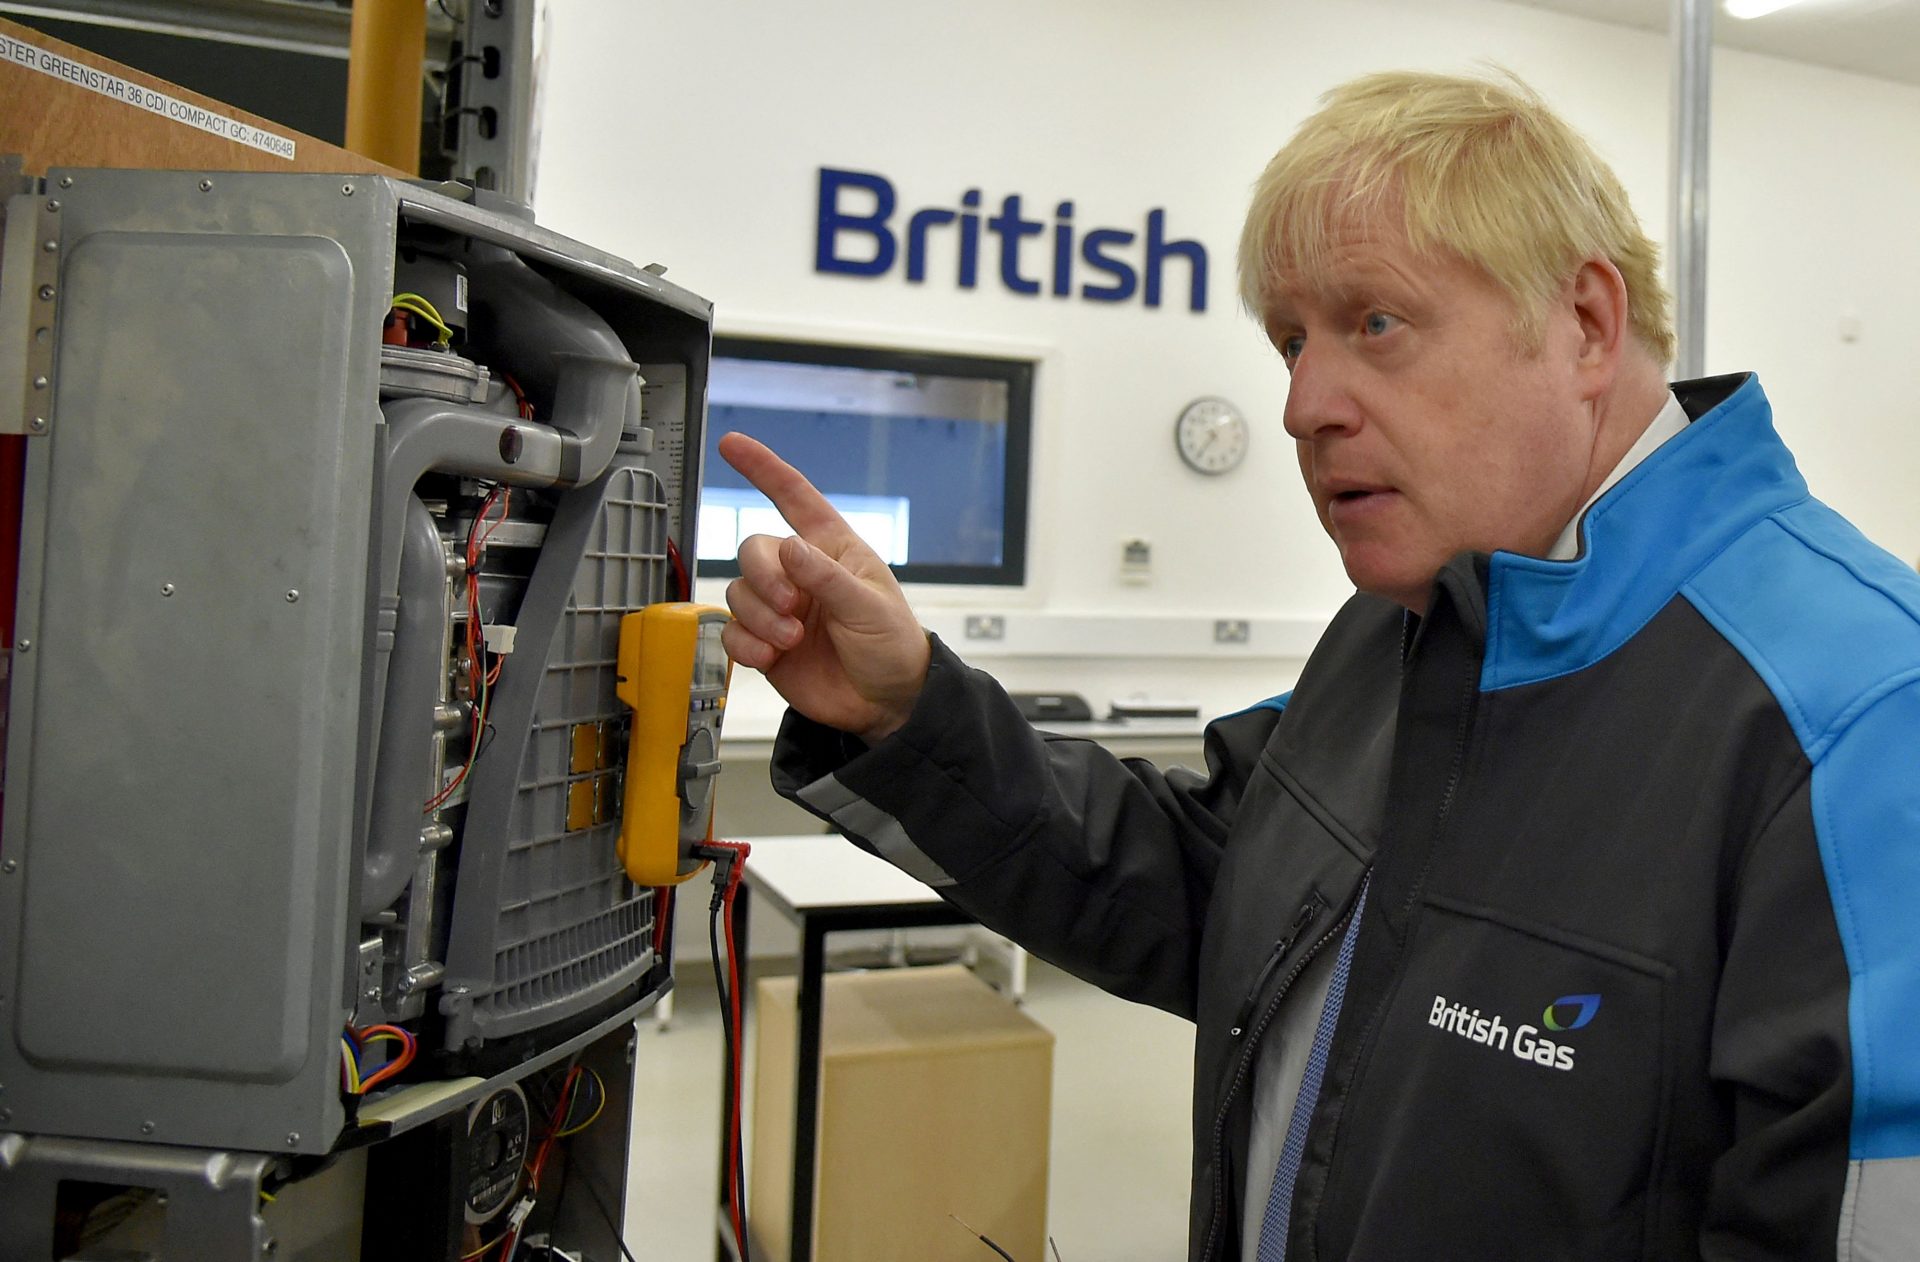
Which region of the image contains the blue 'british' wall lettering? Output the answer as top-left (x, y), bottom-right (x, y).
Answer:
top-left (815, 166), bottom-right (1208, 313)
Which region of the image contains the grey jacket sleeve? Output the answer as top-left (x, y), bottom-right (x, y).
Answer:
top-left (768, 635), bottom-right (1280, 1019)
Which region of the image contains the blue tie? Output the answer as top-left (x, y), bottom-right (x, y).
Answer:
top-left (1253, 879), bottom-right (1369, 1262)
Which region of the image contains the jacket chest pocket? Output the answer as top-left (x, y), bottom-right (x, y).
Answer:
top-left (1315, 895), bottom-right (1675, 1261)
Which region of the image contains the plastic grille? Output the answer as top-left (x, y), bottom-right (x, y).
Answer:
top-left (479, 465), bottom-right (668, 1031)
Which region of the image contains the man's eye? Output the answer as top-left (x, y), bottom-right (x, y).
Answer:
top-left (1363, 312), bottom-right (1398, 336)
top-left (1281, 334), bottom-right (1306, 363)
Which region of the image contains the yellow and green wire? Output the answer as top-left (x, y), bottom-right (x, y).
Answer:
top-left (390, 291), bottom-right (454, 347)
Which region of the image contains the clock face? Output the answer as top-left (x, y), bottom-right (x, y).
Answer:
top-left (1175, 397), bottom-right (1249, 475)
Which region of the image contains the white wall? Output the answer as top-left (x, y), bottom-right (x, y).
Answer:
top-left (535, 0), bottom-right (1920, 728)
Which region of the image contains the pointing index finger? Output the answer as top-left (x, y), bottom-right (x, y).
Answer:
top-left (717, 432), bottom-right (859, 546)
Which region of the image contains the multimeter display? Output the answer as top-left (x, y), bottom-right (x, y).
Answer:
top-left (696, 621), bottom-right (727, 687)
top-left (615, 603), bottom-right (733, 885)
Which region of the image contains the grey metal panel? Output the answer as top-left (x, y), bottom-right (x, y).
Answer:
top-left (15, 230), bottom-right (353, 1080)
top-left (0, 168), bottom-right (390, 1154)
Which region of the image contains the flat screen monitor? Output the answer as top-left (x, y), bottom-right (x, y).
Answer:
top-left (697, 337), bottom-right (1034, 586)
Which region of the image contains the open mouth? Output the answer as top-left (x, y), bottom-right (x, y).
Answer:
top-left (1327, 487), bottom-right (1395, 519)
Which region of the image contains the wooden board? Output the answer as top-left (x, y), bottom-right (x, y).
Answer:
top-left (0, 15), bottom-right (405, 178)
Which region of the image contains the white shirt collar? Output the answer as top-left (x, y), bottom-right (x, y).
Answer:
top-left (1545, 391), bottom-right (1690, 562)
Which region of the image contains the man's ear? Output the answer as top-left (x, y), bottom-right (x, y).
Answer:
top-left (1567, 257), bottom-right (1629, 400)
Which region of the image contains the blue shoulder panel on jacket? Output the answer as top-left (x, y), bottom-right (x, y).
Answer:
top-left (1684, 499), bottom-right (1920, 1161)
top-left (1811, 684), bottom-right (1920, 1160)
top-left (1213, 691), bottom-right (1291, 725)
top-left (1482, 375), bottom-right (1808, 693)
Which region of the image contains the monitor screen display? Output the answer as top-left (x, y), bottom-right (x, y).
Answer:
top-left (696, 337), bottom-right (1034, 586)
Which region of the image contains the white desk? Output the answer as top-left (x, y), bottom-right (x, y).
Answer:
top-left (738, 834), bottom-right (944, 913)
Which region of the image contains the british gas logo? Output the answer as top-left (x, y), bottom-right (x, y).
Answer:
top-left (1542, 993), bottom-right (1601, 1032)
top-left (813, 167), bottom-right (1211, 312)
top-left (1428, 992), bottom-right (1601, 1073)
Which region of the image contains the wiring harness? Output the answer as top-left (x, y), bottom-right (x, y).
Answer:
top-left (339, 1023), bottom-right (419, 1096)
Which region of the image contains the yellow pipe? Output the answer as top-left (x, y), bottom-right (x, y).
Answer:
top-left (345, 0), bottom-right (426, 173)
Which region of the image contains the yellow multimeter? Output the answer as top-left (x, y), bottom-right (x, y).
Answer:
top-left (614, 603), bottom-right (734, 885)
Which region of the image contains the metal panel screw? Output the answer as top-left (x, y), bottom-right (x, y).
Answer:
top-left (264, 1241), bottom-right (279, 1256)
top-left (342, 184), bottom-right (355, 196)
top-left (16, 640), bottom-right (29, 652)
top-left (58, 176), bottom-right (73, 188)
top-left (198, 179), bottom-right (213, 192)
top-left (284, 1132), bottom-right (299, 1147)
top-left (32, 377), bottom-right (46, 390)
top-left (1, 861), bottom-right (15, 873)
top-left (161, 583), bottom-right (175, 596)
top-left (44, 199), bottom-right (58, 213)
top-left (29, 418), bottom-right (45, 432)
top-left (139, 1120), bottom-right (155, 1134)
top-left (37, 285), bottom-right (52, 301)
top-left (285, 590), bottom-right (300, 603)
top-left (41, 240), bottom-right (56, 253)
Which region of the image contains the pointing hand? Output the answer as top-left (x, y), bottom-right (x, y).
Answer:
top-left (716, 433), bottom-right (930, 745)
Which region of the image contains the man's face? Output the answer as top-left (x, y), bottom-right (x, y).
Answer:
top-left (1263, 225), bottom-right (1601, 612)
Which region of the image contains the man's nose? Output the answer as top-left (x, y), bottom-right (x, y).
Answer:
top-left (1281, 343), bottom-right (1363, 442)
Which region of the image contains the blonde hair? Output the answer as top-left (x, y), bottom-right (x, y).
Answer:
top-left (1237, 70), bottom-right (1675, 363)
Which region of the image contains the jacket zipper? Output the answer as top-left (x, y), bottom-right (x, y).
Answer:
top-left (1204, 592), bottom-right (1480, 1262)
top-left (1291, 614), bottom-right (1481, 1262)
top-left (1229, 902), bottom-right (1319, 1038)
top-left (1199, 899), bottom-right (1355, 1262)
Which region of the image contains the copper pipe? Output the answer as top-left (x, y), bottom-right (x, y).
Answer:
top-left (345, 0), bottom-right (426, 173)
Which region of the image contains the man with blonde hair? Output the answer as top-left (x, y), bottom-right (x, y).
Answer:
top-left (720, 70), bottom-right (1920, 1259)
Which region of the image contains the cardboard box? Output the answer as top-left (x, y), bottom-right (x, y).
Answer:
top-left (0, 15), bottom-right (404, 178)
top-left (751, 964), bottom-right (1054, 1261)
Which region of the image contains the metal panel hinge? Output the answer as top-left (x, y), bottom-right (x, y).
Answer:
top-left (0, 189), bottom-right (62, 437)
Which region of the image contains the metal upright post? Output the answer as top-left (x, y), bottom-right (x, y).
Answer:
top-left (1670, 0), bottom-right (1712, 379)
top-left (448, 0), bottom-right (537, 203)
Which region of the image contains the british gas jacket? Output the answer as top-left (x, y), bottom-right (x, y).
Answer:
top-left (768, 373), bottom-right (1920, 1260)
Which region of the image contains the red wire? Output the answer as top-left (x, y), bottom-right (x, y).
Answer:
top-left (665, 537), bottom-right (690, 601)
top-left (651, 886), bottom-right (674, 956)
top-left (706, 839), bottom-right (752, 1249)
top-left (501, 373), bottom-right (535, 420)
top-left (498, 1065), bottom-right (582, 1260)
top-left (427, 487), bottom-right (511, 812)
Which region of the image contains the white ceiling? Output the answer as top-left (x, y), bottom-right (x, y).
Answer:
top-left (1499, 0), bottom-right (1920, 86)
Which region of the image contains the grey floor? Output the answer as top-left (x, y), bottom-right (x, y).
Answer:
top-left (624, 947), bottom-right (1195, 1261)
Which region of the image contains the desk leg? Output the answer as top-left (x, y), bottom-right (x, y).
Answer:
top-left (715, 890), bottom-right (753, 1262)
top-left (789, 917), bottom-right (827, 1262)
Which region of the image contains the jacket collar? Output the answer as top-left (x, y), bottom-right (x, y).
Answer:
top-left (1478, 373), bottom-right (1809, 692)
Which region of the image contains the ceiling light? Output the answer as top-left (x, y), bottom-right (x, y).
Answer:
top-left (1724, 0), bottom-right (1810, 18)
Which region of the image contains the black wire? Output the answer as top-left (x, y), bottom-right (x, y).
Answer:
top-left (574, 1164), bottom-right (642, 1262)
top-left (729, 903), bottom-right (750, 1262)
top-left (709, 899), bottom-right (736, 1227)
top-left (975, 1236), bottom-right (1017, 1262)
top-left (710, 888), bottom-right (752, 1262)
